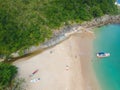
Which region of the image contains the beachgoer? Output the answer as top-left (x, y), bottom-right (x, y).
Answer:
top-left (66, 65), bottom-right (69, 71)
top-left (29, 69), bottom-right (39, 77)
top-left (75, 55), bottom-right (77, 59)
top-left (50, 51), bottom-right (53, 54)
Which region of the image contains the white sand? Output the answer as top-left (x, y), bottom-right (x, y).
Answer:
top-left (14, 31), bottom-right (100, 90)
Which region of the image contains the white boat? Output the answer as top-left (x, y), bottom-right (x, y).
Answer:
top-left (97, 52), bottom-right (110, 58)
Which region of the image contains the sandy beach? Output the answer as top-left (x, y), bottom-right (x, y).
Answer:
top-left (14, 30), bottom-right (100, 90)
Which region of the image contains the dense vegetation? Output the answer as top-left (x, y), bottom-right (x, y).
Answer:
top-left (0, 0), bottom-right (118, 59)
top-left (0, 62), bottom-right (17, 89)
top-left (0, 62), bottom-right (25, 90)
top-left (118, 6), bottom-right (120, 14)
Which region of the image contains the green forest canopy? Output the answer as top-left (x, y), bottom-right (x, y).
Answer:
top-left (0, 0), bottom-right (118, 58)
top-left (0, 62), bottom-right (17, 89)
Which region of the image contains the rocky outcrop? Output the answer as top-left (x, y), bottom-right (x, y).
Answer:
top-left (81, 15), bottom-right (120, 27)
top-left (2, 15), bottom-right (120, 60)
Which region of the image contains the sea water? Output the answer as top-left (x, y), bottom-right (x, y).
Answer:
top-left (93, 24), bottom-right (120, 90)
top-left (117, 0), bottom-right (120, 4)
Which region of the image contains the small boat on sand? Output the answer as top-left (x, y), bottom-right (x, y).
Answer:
top-left (97, 52), bottom-right (110, 58)
top-left (30, 78), bottom-right (40, 83)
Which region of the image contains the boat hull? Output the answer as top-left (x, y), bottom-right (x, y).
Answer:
top-left (97, 53), bottom-right (110, 58)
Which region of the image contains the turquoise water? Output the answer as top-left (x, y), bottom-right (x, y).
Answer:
top-left (93, 24), bottom-right (120, 90)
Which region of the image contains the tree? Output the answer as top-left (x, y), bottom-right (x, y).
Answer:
top-left (0, 0), bottom-right (118, 59)
top-left (92, 6), bottom-right (103, 17)
top-left (0, 62), bottom-right (17, 90)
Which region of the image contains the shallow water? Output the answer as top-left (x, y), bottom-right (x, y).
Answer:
top-left (93, 24), bottom-right (120, 90)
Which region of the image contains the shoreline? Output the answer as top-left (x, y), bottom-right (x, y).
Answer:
top-left (14, 30), bottom-right (101, 90)
top-left (6, 15), bottom-right (120, 59)
top-left (3, 16), bottom-right (120, 90)
top-left (70, 32), bottom-right (100, 90)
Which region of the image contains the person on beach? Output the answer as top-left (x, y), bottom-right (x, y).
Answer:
top-left (66, 65), bottom-right (69, 71)
top-left (29, 69), bottom-right (39, 77)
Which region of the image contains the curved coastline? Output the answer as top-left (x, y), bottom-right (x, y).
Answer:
top-left (0, 15), bottom-right (120, 60)
top-left (9, 15), bottom-right (120, 59)
top-left (13, 14), bottom-right (120, 90)
top-left (1, 14), bottom-right (120, 90)
top-left (14, 30), bottom-right (100, 90)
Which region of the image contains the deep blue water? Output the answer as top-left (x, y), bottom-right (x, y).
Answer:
top-left (117, 0), bottom-right (120, 4)
top-left (93, 24), bottom-right (120, 90)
